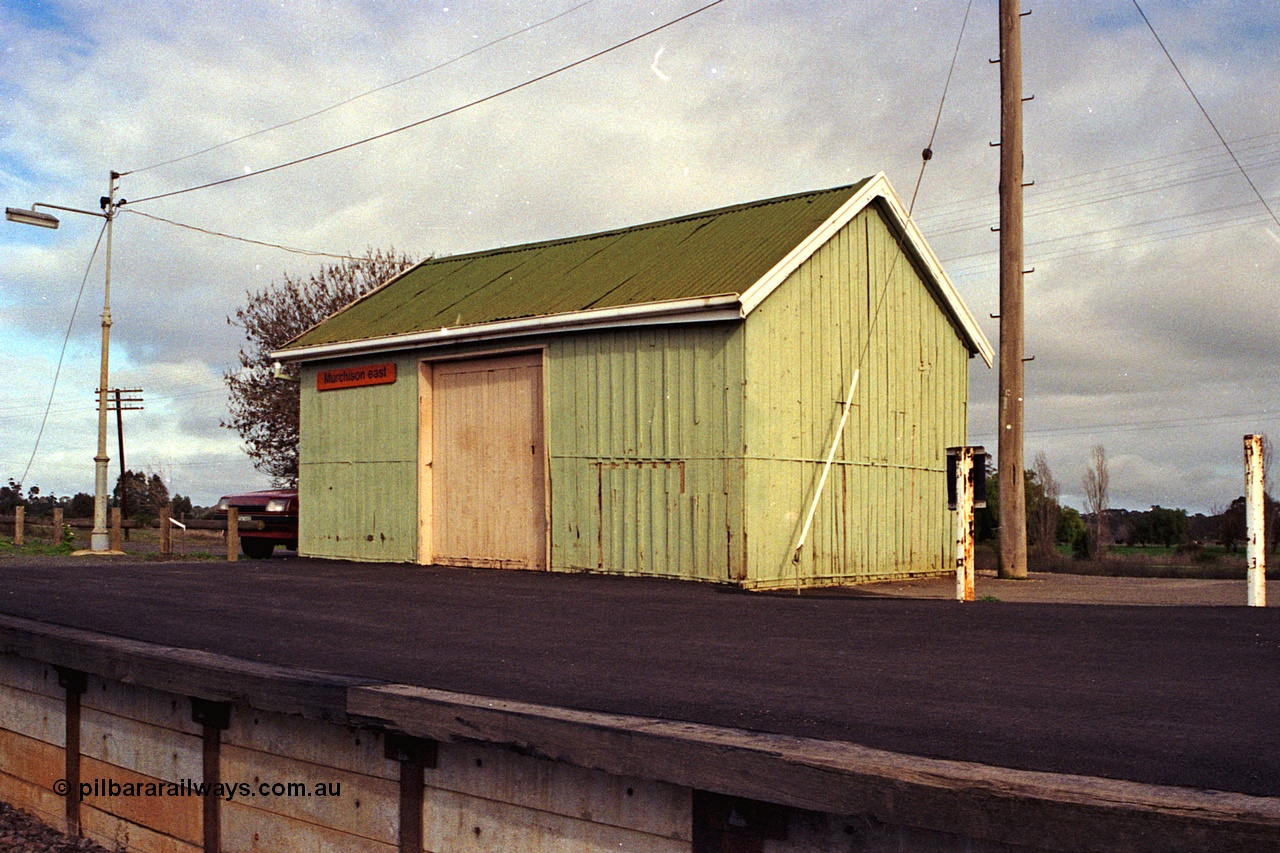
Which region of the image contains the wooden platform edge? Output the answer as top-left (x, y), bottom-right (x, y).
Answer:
top-left (4, 612), bottom-right (1277, 852)
top-left (348, 683), bottom-right (1280, 853)
top-left (0, 614), bottom-right (375, 723)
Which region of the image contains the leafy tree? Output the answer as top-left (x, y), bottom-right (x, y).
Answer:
top-left (112, 470), bottom-right (170, 524)
top-left (1057, 505), bottom-right (1086, 549)
top-left (975, 463), bottom-right (1050, 548)
top-left (68, 493), bottom-right (95, 518)
top-left (1131, 505), bottom-right (1189, 547)
top-left (170, 494), bottom-right (193, 517)
top-left (1216, 494), bottom-right (1279, 553)
top-left (24, 486), bottom-right (61, 516)
top-left (223, 249), bottom-right (419, 485)
top-left (2, 479), bottom-right (25, 514)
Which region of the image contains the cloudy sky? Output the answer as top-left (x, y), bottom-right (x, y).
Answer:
top-left (2, 0), bottom-right (1276, 513)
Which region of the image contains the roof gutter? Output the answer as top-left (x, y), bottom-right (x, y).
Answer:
top-left (272, 294), bottom-right (744, 363)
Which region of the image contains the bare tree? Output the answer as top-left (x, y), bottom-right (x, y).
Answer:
top-left (1030, 451), bottom-right (1061, 558)
top-left (224, 249), bottom-right (419, 485)
top-left (1082, 444), bottom-right (1110, 559)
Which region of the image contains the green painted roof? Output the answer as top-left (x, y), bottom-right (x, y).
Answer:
top-left (285, 180), bottom-right (871, 350)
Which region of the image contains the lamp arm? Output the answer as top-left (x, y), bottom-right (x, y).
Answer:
top-left (33, 202), bottom-right (108, 219)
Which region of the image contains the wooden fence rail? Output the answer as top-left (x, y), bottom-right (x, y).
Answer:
top-left (0, 514), bottom-right (265, 531)
top-left (3, 512), bottom-right (262, 561)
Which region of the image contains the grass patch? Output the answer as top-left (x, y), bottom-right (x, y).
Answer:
top-left (0, 538), bottom-right (76, 557)
top-left (980, 541), bottom-right (1275, 580)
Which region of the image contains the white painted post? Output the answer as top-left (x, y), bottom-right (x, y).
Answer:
top-left (1244, 435), bottom-right (1266, 607)
top-left (954, 447), bottom-right (975, 602)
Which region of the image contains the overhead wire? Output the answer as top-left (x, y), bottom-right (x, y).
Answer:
top-left (18, 221), bottom-right (108, 489)
top-left (792, 0), bottom-right (976, 571)
top-left (128, 0), bottom-right (727, 206)
top-left (124, 210), bottom-right (365, 260)
top-left (971, 407), bottom-right (1278, 442)
top-left (917, 130), bottom-right (1280, 225)
top-left (908, 0), bottom-right (973, 216)
top-left (1130, 0), bottom-right (1280, 232)
top-left (121, 0), bottom-right (599, 177)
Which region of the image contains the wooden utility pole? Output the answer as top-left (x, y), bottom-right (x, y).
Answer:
top-left (997, 0), bottom-right (1028, 579)
top-left (105, 388), bottom-right (143, 539)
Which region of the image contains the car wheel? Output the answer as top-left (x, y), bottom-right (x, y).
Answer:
top-left (242, 539), bottom-right (276, 559)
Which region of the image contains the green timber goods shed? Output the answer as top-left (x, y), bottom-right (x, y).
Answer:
top-left (274, 173), bottom-right (994, 589)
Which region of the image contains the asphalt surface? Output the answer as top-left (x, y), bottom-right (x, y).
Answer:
top-left (1, 557), bottom-right (1278, 797)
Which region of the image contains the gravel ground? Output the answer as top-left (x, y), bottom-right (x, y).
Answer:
top-left (0, 803), bottom-right (111, 853)
top-left (843, 568), bottom-right (1277, 605)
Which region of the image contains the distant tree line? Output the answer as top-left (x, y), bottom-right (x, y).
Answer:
top-left (2, 475), bottom-right (198, 523)
top-left (974, 449), bottom-right (1279, 557)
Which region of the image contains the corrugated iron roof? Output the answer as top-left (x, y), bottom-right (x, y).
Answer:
top-left (286, 181), bottom-right (871, 349)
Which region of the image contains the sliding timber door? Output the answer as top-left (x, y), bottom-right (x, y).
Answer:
top-left (424, 352), bottom-right (547, 569)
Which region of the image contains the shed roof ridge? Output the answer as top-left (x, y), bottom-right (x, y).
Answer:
top-left (417, 181), bottom-right (867, 267)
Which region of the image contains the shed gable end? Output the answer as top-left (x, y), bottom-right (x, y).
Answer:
top-left (741, 205), bottom-right (970, 587)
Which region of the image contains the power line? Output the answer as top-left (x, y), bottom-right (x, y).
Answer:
top-left (917, 131), bottom-right (1280, 223)
top-left (941, 206), bottom-right (1272, 277)
top-left (971, 407), bottom-right (1277, 442)
top-left (124, 210), bottom-right (365, 259)
top-left (18, 221), bottom-right (107, 488)
top-left (908, 0), bottom-right (973, 215)
top-left (128, 0), bottom-right (726, 206)
top-left (1131, 0), bottom-right (1280, 232)
top-left (121, 0), bottom-right (598, 177)
top-left (921, 143), bottom-right (1280, 239)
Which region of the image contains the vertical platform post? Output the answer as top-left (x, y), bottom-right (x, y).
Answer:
top-left (191, 699), bottom-right (231, 853)
top-left (51, 507), bottom-right (64, 546)
top-left (385, 734), bottom-right (437, 853)
top-left (54, 667), bottom-right (87, 837)
top-left (1245, 435), bottom-right (1266, 607)
top-left (14, 505), bottom-right (24, 546)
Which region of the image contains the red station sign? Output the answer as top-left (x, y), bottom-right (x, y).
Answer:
top-left (316, 362), bottom-right (397, 392)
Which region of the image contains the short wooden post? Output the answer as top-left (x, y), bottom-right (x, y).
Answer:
top-left (159, 507), bottom-right (172, 556)
top-left (1245, 435), bottom-right (1266, 607)
top-left (51, 507), bottom-right (64, 546)
top-left (13, 505), bottom-right (23, 546)
top-left (110, 506), bottom-right (123, 552)
top-left (226, 507), bottom-right (239, 562)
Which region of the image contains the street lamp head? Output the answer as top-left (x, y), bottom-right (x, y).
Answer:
top-left (5, 207), bottom-right (59, 229)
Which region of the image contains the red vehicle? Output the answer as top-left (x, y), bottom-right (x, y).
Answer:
top-left (215, 489), bottom-right (298, 559)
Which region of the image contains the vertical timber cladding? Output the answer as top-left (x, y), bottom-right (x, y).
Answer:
top-left (545, 325), bottom-right (746, 581)
top-left (299, 354), bottom-right (419, 561)
top-left (423, 351), bottom-right (548, 569)
top-left (742, 205), bottom-right (970, 588)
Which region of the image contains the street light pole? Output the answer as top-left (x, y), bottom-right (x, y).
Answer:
top-left (5, 171), bottom-right (125, 553)
top-left (90, 173), bottom-right (120, 551)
